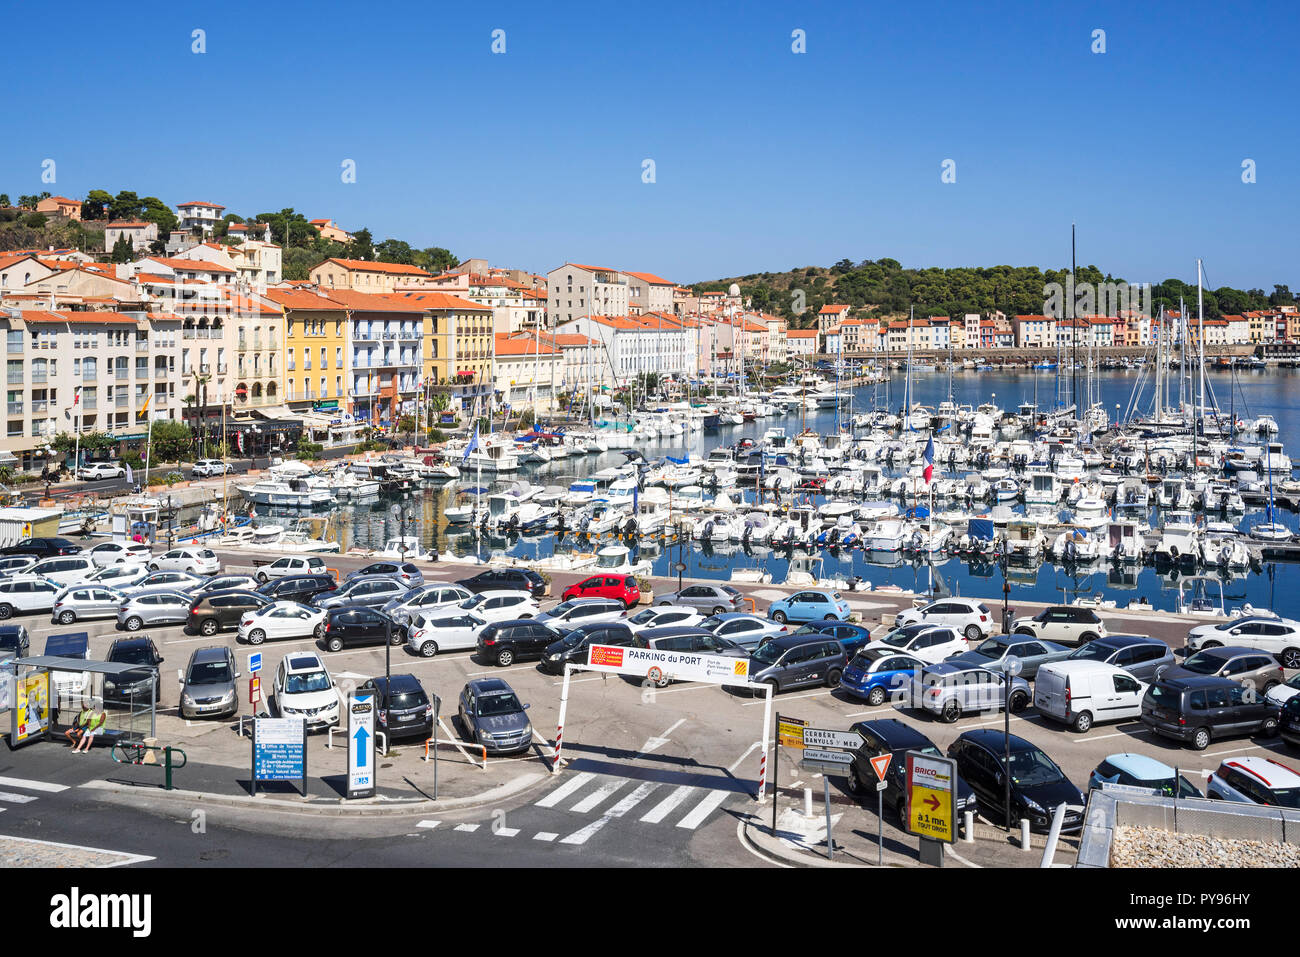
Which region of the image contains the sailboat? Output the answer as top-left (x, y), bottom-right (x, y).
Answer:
top-left (1250, 442), bottom-right (1292, 542)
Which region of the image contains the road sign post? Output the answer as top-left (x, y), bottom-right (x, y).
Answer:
top-left (823, 775), bottom-right (834, 860)
top-left (869, 753), bottom-right (892, 866)
top-left (347, 691), bottom-right (377, 800)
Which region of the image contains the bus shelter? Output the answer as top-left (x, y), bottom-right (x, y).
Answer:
top-left (3, 656), bottom-right (161, 747)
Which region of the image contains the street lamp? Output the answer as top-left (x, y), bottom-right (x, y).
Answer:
top-left (1000, 655), bottom-right (1023, 831)
top-left (389, 499), bottom-right (415, 561)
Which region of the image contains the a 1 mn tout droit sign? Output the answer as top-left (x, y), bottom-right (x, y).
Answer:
top-left (585, 644), bottom-right (751, 686)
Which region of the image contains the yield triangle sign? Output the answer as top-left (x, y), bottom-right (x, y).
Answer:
top-left (869, 753), bottom-right (892, 782)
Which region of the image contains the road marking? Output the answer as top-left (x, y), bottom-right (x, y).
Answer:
top-left (727, 741), bottom-right (761, 773)
top-left (570, 778), bottom-right (625, 813)
top-left (535, 771), bottom-right (595, 808)
top-left (844, 705), bottom-right (898, 718)
top-left (454, 823), bottom-right (479, 832)
top-left (636, 718), bottom-right (686, 756)
top-left (640, 784), bottom-right (693, 823)
top-left (743, 689), bottom-right (834, 706)
top-left (533, 831), bottom-right (558, 842)
top-left (416, 820), bottom-right (440, 829)
top-left (0, 791), bottom-right (39, 804)
top-left (493, 827), bottom-right (520, 837)
top-left (549, 676), bottom-right (607, 686)
top-left (0, 777), bottom-right (69, 793)
top-left (559, 781), bottom-right (659, 845)
top-left (676, 789), bottom-right (731, 830)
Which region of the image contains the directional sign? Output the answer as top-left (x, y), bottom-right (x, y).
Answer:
top-left (777, 716), bottom-right (807, 748)
top-left (802, 727), bottom-right (864, 751)
top-left (252, 717), bottom-right (306, 785)
top-left (248, 652), bottom-right (262, 674)
top-left (800, 747), bottom-right (853, 775)
top-left (869, 753), bottom-right (893, 782)
top-left (905, 750), bottom-right (957, 844)
top-left (347, 691), bottom-right (376, 800)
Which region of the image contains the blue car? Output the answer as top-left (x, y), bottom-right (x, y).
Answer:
top-left (1088, 753), bottom-right (1202, 797)
top-left (792, 620), bottom-right (874, 656)
top-left (839, 648), bottom-right (925, 705)
top-left (767, 589), bottom-right (851, 624)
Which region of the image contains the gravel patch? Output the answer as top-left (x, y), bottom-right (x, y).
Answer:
top-left (0, 835), bottom-right (147, 867)
top-left (1110, 824), bottom-right (1300, 867)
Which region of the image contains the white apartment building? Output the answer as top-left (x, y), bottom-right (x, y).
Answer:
top-left (557, 314), bottom-right (691, 381)
top-left (103, 221), bottom-right (159, 253)
top-left (547, 264), bottom-right (629, 328)
top-left (176, 200), bottom-right (225, 235)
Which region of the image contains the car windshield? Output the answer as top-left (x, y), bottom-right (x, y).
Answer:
top-left (1007, 748), bottom-right (1065, 787)
top-left (971, 638), bottom-right (1009, 660)
top-left (549, 601), bottom-right (576, 616)
top-left (879, 626), bottom-right (923, 648)
top-left (751, 643), bottom-right (783, 665)
top-left (1265, 788), bottom-right (1300, 809)
top-left (1068, 642), bottom-right (1113, 662)
top-left (628, 609), bottom-right (656, 625)
top-left (460, 595), bottom-right (485, 610)
top-left (1182, 652), bottom-right (1227, 675)
top-left (700, 616), bottom-right (723, 630)
top-left (287, 671), bottom-right (331, 694)
top-left (1134, 775), bottom-right (1201, 798)
top-left (477, 692), bottom-right (523, 717)
top-left (188, 662), bottom-right (231, 683)
top-left (389, 691), bottom-right (427, 708)
top-left (113, 645), bottom-right (152, 665)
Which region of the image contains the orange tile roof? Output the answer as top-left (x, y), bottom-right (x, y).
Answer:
top-left (318, 258), bottom-right (432, 277)
top-left (623, 271), bottom-right (674, 285)
top-left (495, 333), bottom-right (560, 357)
top-left (145, 257), bottom-right (236, 274)
top-left (105, 220), bottom-right (152, 228)
top-left (178, 200), bottom-right (225, 209)
top-left (264, 288), bottom-right (348, 311)
top-left (785, 329), bottom-right (818, 337)
top-left (819, 304), bottom-right (850, 314)
top-left (21, 310), bottom-right (138, 325)
top-left (390, 291), bottom-right (491, 312)
top-left (565, 263), bottom-right (619, 274)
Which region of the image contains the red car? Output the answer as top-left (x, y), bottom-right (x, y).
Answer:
top-left (561, 574), bottom-right (641, 608)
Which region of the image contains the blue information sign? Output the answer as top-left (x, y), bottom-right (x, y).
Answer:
top-left (252, 717), bottom-right (307, 795)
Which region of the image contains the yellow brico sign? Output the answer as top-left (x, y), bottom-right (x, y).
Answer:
top-left (905, 750), bottom-right (957, 843)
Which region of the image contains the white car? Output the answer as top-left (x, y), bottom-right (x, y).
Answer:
top-left (1010, 605), bottom-right (1108, 647)
top-left (272, 653), bottom-right (340, 730)
top-left (624, 604), bottom-right (705, 633)
top-left (858, 622), bottom-right (970, 665)
top-left (78, 461), bottom-right (125, 481)
top-left (1266, 673), bottom-right (1300, 709)
top-left (533, 597), bottom-right (627, 629)
top-left (120, 570), bottom-right (203, 595)
top-left (26, 556), bottom-right (99, 587)
top-left (1187, 615), bottom-right (1300, 668)
top-left (192, 459), bottom-right (235, 477)
top-left (0, 556), bottom-right (38, 578)
top-left (85, 541), bottom-right (153, 568)
top-left (407, 612), bottom-right (488, 657)
top-left (382, 583), bottom-right (476, 625)
top-left (0, 575), bottom-right (63, 619)
top-left (255, 555), bottom-right (330, 583)
top-left (458, 590), bottom-right (539, 623)
top-left (238, 601), bottom-right (327, 645)
top-left (894, 597), bottom-right (995, 642)
top-left (149, 546), bottom-right (220, 575)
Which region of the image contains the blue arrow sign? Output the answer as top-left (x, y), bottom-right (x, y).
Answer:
top-left (353, 726), bottom-right (370, 768)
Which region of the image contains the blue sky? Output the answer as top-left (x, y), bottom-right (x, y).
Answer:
top-left (5, 0), bottom-right (1297, 290)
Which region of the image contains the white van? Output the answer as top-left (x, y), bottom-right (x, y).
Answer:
top-left (1034, 660), bottom-right (1146, 733)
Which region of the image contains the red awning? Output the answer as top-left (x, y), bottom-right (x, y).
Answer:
top-left (456, 370), bottom-right (475, 376)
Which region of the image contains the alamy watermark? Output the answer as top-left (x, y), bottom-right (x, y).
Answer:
top-left (1043, 275), bottom-right (1153, 321)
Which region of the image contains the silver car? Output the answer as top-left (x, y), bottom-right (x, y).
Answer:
top-left (117, 590), bottom-right (193, 631)
top-left (0, 556), bottom-right (37, 578)
top-left (179, 645), bottom-right (240, 719)
top-left (381, 583), bottom-right (475, 625)
top-left (51, 586), bottom-right (124, 625)
top-left (655, 582), bottom-right (744, 614)
top-left (458, 678), bottom-right (532, 755)
top-left (120, 570), bottom-right (204, 595)
top-left (87, 562), bottom-right (152, 591)
top-left (313, 575), bottom-right (411, 610)
top-left (909, 662), bottom-right (1032, 722)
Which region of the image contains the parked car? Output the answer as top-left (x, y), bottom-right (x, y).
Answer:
top-left (948, 730), bottom-right (1085, 832)
top-left (121, 570), bottom-right (204, 595)
top-left (0, 538), bottom-right (82, 559)
top-left (85, 541), bottom-right (152, 568)
top-left (50, 586), bottom-right (124, 625)
top-left (894, 597), bottom-right (995, 642)
top-left (1266, 673), bottom-right (1300, 710)
top-left (321, 607), bottom-right (408, 652)
top-left (767, 589), bottom-right (852, 624)
top-left (362, 674), bottom-right (434, 742)
top-left (191, 459), bottom-right (235, 477)
top-left (845, 718), bottom-right (979, 827)
top-left (103, 636), bottom-right (165, 706)
top-left (633, 625), bottom-right (745, 655)
top-left (624, 604), bottom-right (704, 633)
top-left (1186, 614), bottom-right (1300, 668)
top-left (238, 601), bottom-right (328, 645)
top-left (697, 612), bottom-right (787, 650)
top-left (749, 635), bottom-right (848, 693)
top-left (532, 597), bottom-right (626, 630)
top-left (189, 574), bottom-right (262, 599)
top-left (0, 555), bottom-right (37, 577)
top-left (314, 576), bottom-right (412, 611)
top-left (44, 630), bottom-right (90, 705)
top-left (77, 461), bottom-right (125, 481)
top-left (457, 590), bottom-right (539, 623)
top-left (1206, 756), bottom-right (1300, 808)
top-left (908, 662), bottom-right (1031, 722)
top-left (116, 590), bottom-right (193, 631)
top-left (456, 568), bottom-right (547, 599)
top-left (273, 653), bottom-right (340, 731)
top-left (1034, 661), bottom-right (1147, 732)
top-left (654, 582), bottom-right (743, 614)
top-left (187, 590), bottom-right (270, 636)
top-left (0, 575), bottom-right (63, 619)
top-left (347, 561), bottom-right (424, 589)
top-left (1279, 694), bottom-right (1300, 750)
top-left (178, 646), bottom-right (239, 719)
top-left (26, 556), bottom-right (98, 588)
top-left (1061, 633), bottom-right (1175, 683)
top-left (943, 634), bottom-right (1072, 681)
top-left (838, 648), bottom-right (925, 705)
top-left (0, 623), bottom-right (30, 659)
top-left (381, 582), bottom-right (475, 625)
top-left (1140, 674), bottom-right (1279, 750)
top-left (258, 573), bottom-right (339, 604)
top-left (476, 618), bottom-right (562, 667)
top-left (858, 623), bottom-right (969, 665)
top-left (1161, 646), bottom-right (1284, 694)
top-left (1010, 605), bottom-right (1107, 646)
top-left (790, 620), bottom-right (874, 656)
top-left (560, 573), bottom-right (640, 608)
top-left (458, 678), bottom-right (532, 754)
top-left (541, 621), bottom-right (637, 674)
top-left (86, 562), bottom-right (152, 592)
top-left (149, 546), bottom-right (220, 575)
top-left (255, 555), bottom-right (330, 583)
top-left (407, 612), bottom-right (488, 657)
top-left (1088, 753), bottom-right (1202, 797)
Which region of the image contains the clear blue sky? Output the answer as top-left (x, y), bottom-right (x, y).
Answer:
top-left (5, 0), bottom-right (1296, 291)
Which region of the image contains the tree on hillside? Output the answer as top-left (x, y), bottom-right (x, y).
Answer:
top-left (0, 194), bottom-right (10, 207)
top-left (419, 247), bottom-right (458, 272)
top-left (140, 196), bottom-right (177, 235)
top-left (344, 228), bottom-right (374, 261)
top-left (111, 234), bottom-right (133, 263)
top-left (81, 189), bottom-right (113, 220)
top-left (1271, 285), bottom-right (1295, 307)
top-left (110, 190), bottom-right (142, 221)
top-left (376, 238), bottom-right (415, 264)
top-left (256, 209), bottom-right (318, 248)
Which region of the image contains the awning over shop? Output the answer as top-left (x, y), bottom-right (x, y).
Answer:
top-left (252, 406), bottom-right (302, 421)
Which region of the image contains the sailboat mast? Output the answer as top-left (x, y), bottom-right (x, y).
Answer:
top-left (1071, 223), bottom-right (1078, 415)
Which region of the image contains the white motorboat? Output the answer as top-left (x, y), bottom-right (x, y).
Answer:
top-left (863, 518), bottom-right (909, 552)
top-left (236, 478), bottom-right (335, 508)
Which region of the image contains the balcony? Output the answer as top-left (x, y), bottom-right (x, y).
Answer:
top-left (136, 341), bottom-right (149, 352)
top-left (237, 338), bottom-right (247, 350)
top-left (153, 393), bottom-right (169, 406)
top-left (6, 402), bottom-right (21, 415)
top-left (30, 374), bottom-right (46, 385)
top-left (82, 399), bottom-right (98, 412)
top-left (82, 372), bottom-right (97, 384)
top-left (135, 364), bottom-right (148, 378)
top-left (217, 364), bottom-right (228, 374)
top-left (32, 400), bottom-right (47, 414)
top-left (200, 363), bottom-right (211, 374)
top-left (154, 367), bottom-right (170, 379)
top-left (115, 394), bottom-right (128, 408)
top-left (183, 329), bottom-right (196, 339)
top-left (115, 368), bottom-right (129, 380)
top-left (6, 343), bottom-right (21, 354)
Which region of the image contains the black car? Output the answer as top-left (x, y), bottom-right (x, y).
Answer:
top-left (322, 607), bottom-right (408, 652)
top-left (457, 568), bottom-right (546, 599)
top-left (1140, 674), bottom-right (1278, 750)
top-left (541, 621), bottom-right (636, 674)
top-left (0, 537), bottom-right (82, 559)
top-left (186, 590), bottom-right (271, 636)
top-left (361, 674), bottom-right (434, 742)
top-left (948, 729), bottom-right (1085, 832)
top-left (188, 575), bottom-right (262, 599)
top-left (104, 636), bottom-right (166, 707)
top-left (258, 574), bottom-right (339, 603)
top-left (0, 623), bottom-right (30, 659)
top-left (844, 718), bottom-right (978, 827)
top-left (477, 618), bottom-right (561, 667)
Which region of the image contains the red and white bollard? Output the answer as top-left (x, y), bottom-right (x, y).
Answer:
top-left (757, 750), bottom-right (767, 799)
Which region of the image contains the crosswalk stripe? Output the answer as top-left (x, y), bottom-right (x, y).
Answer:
top-left (533, 832), bottom-right (558, 842)
top-left (676, 789), bottom-right (731, 830)
top-left (569, 778), bottom-right (624, 814)
top-left (454, 823), bottom-right (479, 832)
top-left (0, 776), bottom-right (68, 794)
top-left (416, 820), bottom-right (440, 829)
top-left (494, 827), bottom-right (520, 837)
top-left (535, 771), bottom-right (595, 808)
top-left (640, 785), bottom-right (693, 824)
top-left (560, 782), bottom-right (660, 846)
top-left (0, 791), bottom-right (39, 804)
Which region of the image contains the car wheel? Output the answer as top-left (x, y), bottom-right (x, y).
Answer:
top-left (825, 668), bottom-right (842, 688)
top-left (420, 641), bottom-right (438, 658)
top-left (1264, 679), bottom-right (1281, 694)
top-left (824, 613), bottom-right (837, 621)
top-left (1072, 710), bottom-right (1093, 733)
top-left (125, 616), bottom-right (143, 632)
top-left (1262, 716), bottom-right (1280, 737)
top-left (868, 685), bottom-right (887, 706)
top-left (772, 610), bottom-right (787, 623)
top-left (497, 649), bottom-right (515, 667)
top-left (200, 618), bottom-right (219, 636)
top-left (0, 604), bottom-right (13, 620)
top-left (248, 629), bottom-right (266, 645)
top-left (1191, 727), bottom-right (1211, 750)
top-left (257, 572), bottom-right (269, 583)
top-left (148, 563), bottom-right (159, 572)
top-left (57, 610), bottom-right (75, 625)
top-left (713, 605), bottom-right (728, 616)
top-left (314, 623), bottom-right (326, 640)
top-left (327, 637), bottom-right (343, 653)
top-left (964, 624), bottom-right (981, 642)
top-left (1079, 632), bottom-right (1099, 644)
top-left (1008, 691), bottom-right (1029, 714)
top-left (762, 678), bottom-right (779, 697)
top-left (844, 765), bottom-right (861, 794)
top-left (1199, 640), bottom-right (1221, 650)
top-left (1283, 648), bottom-right (1300, 670)
top-left (1014, 628), bottom-right (1036, 637)
top-left (941, 700), bottom-right (961, 723)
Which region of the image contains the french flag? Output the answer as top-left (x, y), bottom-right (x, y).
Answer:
top-left (923, 436), bottom-right (935, 485)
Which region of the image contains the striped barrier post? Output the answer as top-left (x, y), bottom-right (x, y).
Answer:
top-left (757, 749), bottom-right (767, 800)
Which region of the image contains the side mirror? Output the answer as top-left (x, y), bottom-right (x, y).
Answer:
top-left (523, 702), bottom-right (531, 710)
top-left (176, 669), bottom-right (184, 685)
top-left (235, 672), bottom-right (242, 679)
